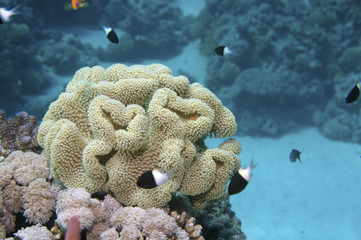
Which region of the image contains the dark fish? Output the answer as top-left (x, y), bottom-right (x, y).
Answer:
top-left (101, 25), bottom-right (119, 44)
top-left (228, 160), bottom-right (256, 195)
top-left (214, 46), bottom-right (233, 56)
top-left (289, 149), bottom-right (302, 163)
top-left (137, 169), bottom-right (174, 189)
top-left (346, 82), bottom-right (360, 103)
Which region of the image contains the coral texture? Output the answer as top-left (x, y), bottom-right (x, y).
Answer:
top-left (0, 110), bottom-right (41, 158)
top-left (54, 188), bottom-right (203, 240)
top-left (14, 224), bottom-right (55, 240)
top-left (170, 211), bottom-right (204, 239)
top-left (0, 151), bottom-right (58, 237)
top-left (198, 0), bottom-right (361, 142)
top-left (196, 194), bottom-right (246, 240)
top-left (38, 63), bottom-right (240, 209)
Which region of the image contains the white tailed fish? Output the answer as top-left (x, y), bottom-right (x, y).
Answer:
top-left (137, 169), bottom-right (174, 189)
top-left (101, 25), bottom-right (119, 44)
top-left (0, 5), bottom-right (20, 24)
top-left (228, 160), bottom-right (256, 195)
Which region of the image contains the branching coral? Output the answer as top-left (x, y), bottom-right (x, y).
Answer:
top-left (170, 211), bottom-right (204, 239)
top-left (38, 63), bottom-right (240, 209)
top-left (53, 188), bottom-right (203, 239)
top-left (14, 224), bottom-right (55, 240)
top-left (0, 151), bottom-right (58, 236)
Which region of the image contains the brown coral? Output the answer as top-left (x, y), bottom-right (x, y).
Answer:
top-left (0, 110), bottom-right (41, 158)
top-left (170, 211), bottom-right (204, 240)
top-left (38, 63), bottom-right (241, 209)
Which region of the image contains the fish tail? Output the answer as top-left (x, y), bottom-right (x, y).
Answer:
top-left (79, 2), bottom-right (89, 8)
top-left (64, 3), bottom-right (73, 11)
top-left (10, 4), bottom-right (21, 14)
top-left (249, 159), bottom-right (258, 170)
top-left (166, 169), bottom-right (175, 179)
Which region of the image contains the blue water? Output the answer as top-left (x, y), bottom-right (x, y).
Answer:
top-left (1, 0), bottom-right (361, 239)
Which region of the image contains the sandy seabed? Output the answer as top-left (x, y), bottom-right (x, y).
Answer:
top-left (206, 127), bottom-right (361, 240)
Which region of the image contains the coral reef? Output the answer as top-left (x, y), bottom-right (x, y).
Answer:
top-left (196, 194), bottom-right (246, 240)
top-left (198, 0), bottom-right (361, 141)
top-left (0, 110), bottom-right (41, 158)
top-left (0, 151), bottom-right (58, 237)
top-left (53, 188), bottom-right (203, 240)
top-left (37, 33), bottom-right (99, 76)
top-left (38, 63), bottom-right (240, 210)
top-left (101, 0), bottom-right (186, 61)
top-left (14, 224), bottom-right (55, 240)
top-left (0, 19), bottom-right (49, 116)
top-left (170, 211), bottom-right (203, 239)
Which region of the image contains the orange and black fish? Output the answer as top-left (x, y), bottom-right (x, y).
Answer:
top-left (64, 0), bottom-right (89, 11)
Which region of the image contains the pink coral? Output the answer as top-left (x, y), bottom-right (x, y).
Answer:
top-left (0, 150), bottom-right (56, 236)
top-left (56, 188), bottom-right (97, 230)
top-left (0, 151), bottom-right (50, 186)
top-left (110, 207), bottom-right (146, 230)
top-left (14, 224), bottom-right (54, 240)
top-left (22, 178), bottom-right (58, 224)
top-left (2, 180), bottom-right (24, 213)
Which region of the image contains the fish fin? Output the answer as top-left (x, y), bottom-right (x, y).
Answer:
top-left (64, 3), bottom-right (73, 11)
top-left (10, 4), bottom-right (21, 14)
top-left (80, 2), bottom-right (89, 8)
top-left (249, 159), bottom-right (258, 170)
top-left (166, 169), bottom-right (175, 179)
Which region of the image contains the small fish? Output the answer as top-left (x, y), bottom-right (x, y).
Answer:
top-left (228, 160), bottom-right (256, 195)
top-left (289, 149), bottom-right (302, 163)
top-left (101, 25), bottom-right (119, 44)
top-left (346, 82), bottom-right (361, 103)
top-left (137, 169), bottom-right (174, 189)
top-left (0, 5), bottom-right (20, 24)
top-left (64, 0), bottom-right (89, 11)
top-left (214, 46), bottom-right (233, 56)
top-left (65, 215), bottom-right (81, 240)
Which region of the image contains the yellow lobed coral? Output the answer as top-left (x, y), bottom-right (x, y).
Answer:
top-left (38, 63), bottom-right (241, 209)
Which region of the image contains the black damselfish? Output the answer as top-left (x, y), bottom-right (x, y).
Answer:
top-left (289, 149), bottom-right (302, 163)
top-left (137, 170), bottom-right (157, 189)
top-left (228, 160), bottom-right (255, 195)
top-left (214, 46), bottom-right (233, 56)
top-left (346, 82), bottom-right (360, 103)
top-left (101, 25), bottom-right (119, 44)
top-left (137, 169), bottom-right (174, 189)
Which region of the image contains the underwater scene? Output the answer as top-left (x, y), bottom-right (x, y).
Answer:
top-left (1, 0), bottom-right (361, 239)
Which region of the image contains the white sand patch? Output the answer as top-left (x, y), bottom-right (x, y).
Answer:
top-left (138, 39), bottom-right (208, 85)
top-left (177, 0), bottom-right (206, 16)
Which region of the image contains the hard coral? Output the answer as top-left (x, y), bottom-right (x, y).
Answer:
top-left (38, 63), bottom-right (240, 209)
